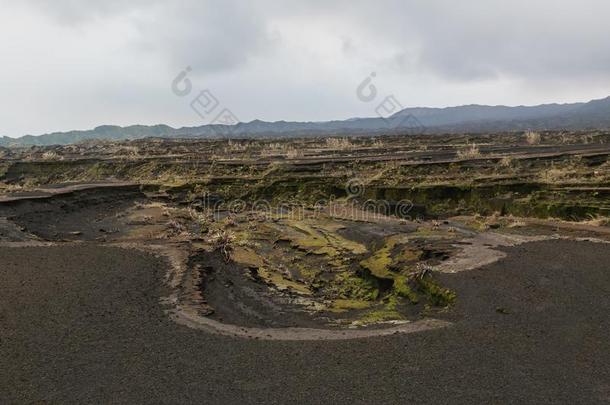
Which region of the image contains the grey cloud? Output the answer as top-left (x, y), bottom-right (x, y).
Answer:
top-left (2, 0), bottom-right (610, 136)
top-left (22, 0), bottom-right (610, 80)
top-left (363, 1), bottom-right (610, 81)
top-left (20, 0), bottom-right (160, 23)
top-left (22, 0), bottom-right (275, 73)
top-left (135, 2), bottom-right (274, 73)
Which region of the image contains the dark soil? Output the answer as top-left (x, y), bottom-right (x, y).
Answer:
top-left (187, 250), bottom-right (334, 328)
top-left (0, 186), bottom-right (146, 241)
top-left (1, 240), bottom-right (608, 404)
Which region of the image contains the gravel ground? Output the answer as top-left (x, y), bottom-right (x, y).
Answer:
top-left (1, 240), bottom-right (608, 404)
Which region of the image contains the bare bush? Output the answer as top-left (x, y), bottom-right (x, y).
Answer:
top-left (371, 139), bottom-right (385, 148)
top-left (581, 134), bottom-right (594, 145)
top-left (41, 151), bottom-right (61, 161)
top-left (286, 148), bottom-right (302, 159)
top-left (499, 156), bottom-right (513, 167)
top-left (165, 219), bottom-right (187, 237)
top-left (224, 140), bottom-right (248, 153)
top-left (456, 143), bottom-right (481, 159)
top-left (206, 229), bottom-right (235, 262)
top-left (325, 137), bottom-right (355, 150)
top-left (540, 167), bottom-right (569, 183)
top-left (525, 131), bottom-right (541, 145)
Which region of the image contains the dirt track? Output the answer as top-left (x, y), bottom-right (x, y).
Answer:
top-left (1, 240), bottom-right (608, 404)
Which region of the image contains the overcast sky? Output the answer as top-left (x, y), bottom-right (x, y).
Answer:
top-left (2, 0), bottom-right (610, 137)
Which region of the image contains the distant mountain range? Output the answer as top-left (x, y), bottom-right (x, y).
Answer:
top-left (2, 96), bottom-right (610, 146)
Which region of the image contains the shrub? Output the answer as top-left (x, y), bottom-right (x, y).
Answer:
top-left (525, 131), bottom-right (541, 145)
top-left (326, 137), bottom-right (355, 150)
top-left (456, 143), bottom-right (481, 159)
top-left (41, 151), bottom-right (61, 161)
